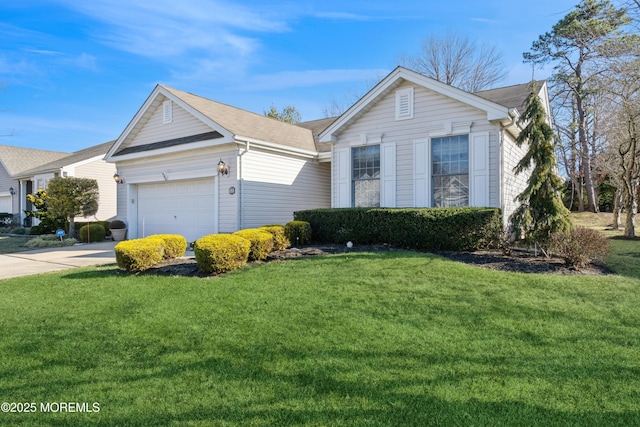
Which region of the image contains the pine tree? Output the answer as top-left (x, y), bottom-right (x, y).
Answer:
top-left (510, 82), bottom-right (572, 249)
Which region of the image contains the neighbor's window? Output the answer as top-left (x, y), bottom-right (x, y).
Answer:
top-left (352, 145), bottom-right (380, 207)
top-left (432, 135), bottom-right (469, 207)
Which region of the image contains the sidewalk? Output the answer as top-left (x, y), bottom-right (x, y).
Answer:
top-left (0, 241), bottom-right (117, 280)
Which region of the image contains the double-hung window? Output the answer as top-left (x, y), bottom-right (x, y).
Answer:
top-left (352, 145), bottom-right (380, 207)
top-left (432, 135), bottom-right (469, 207)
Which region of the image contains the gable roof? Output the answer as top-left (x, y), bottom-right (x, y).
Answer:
top-left (474, 81), bottom-right (546, 113)
top-left (0, 145), bottom-right (68, 177)
top-left (107, 85), bottom-right (318, 160)
top-left (296, 117), bottom-right (338, 153)
top-left (319, 66), bottom-right (521, 143)
top-left (16, 140), bottom-right (115, 178)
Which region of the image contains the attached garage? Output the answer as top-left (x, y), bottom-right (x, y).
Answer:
top-left (136, 177), bottom-right (216, 243)
top-left (0, 195), bottom-right (11, 214)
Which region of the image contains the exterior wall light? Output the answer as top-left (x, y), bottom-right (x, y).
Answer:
top-left (9, 187), bottom-right (16, 196)
top-left (113, 173), bottom-right (124, 184)
top-left (217, 159), bottom-right (229, 176)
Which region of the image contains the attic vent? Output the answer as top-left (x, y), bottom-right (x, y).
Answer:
top-left (395, 87), bottom-right (414, 120)
top-left (163, 100), bottom-right (173, 124)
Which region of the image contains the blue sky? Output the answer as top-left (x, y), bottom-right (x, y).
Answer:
top-left (0, 0), bottom-right (579, 152)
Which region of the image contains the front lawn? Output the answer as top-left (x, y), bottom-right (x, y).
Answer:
top-left (1, 251), bottom-right (639, 425)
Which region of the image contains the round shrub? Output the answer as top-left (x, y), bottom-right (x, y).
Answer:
top-left (79, 223), bottom-right (106, 243)
top-left (284, 221), bottom-right (312, 246)
top-left (115, 237), bottom-right (165, 271)
top-left (233, 228), bottom-right (274, 261)
top-left (149, 234), bottom-right (187, 259)
top-left (193, 234), bottom-right (251, 274)
top-left (549, 226), bottom-right (610, 268)
top-left (109, 219), bottom-right (127, 229)
top-left (260, 225), bottom-right (290, 251)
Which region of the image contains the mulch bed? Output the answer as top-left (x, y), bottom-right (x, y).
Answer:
top-left (142, 244), bottom-right (610, 277)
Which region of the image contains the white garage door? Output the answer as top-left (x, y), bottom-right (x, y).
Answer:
top-left (0, 195), bottom-right (11, 213)
top-left (137, 178), bottom-right (216, 243)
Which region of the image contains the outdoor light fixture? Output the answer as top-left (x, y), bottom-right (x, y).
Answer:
top-left (113, 173), bottom-right (124, 184)
top-left (9, 187), bottom-right (15, 196)
top-left (217, 159), bottom-right (229, 176)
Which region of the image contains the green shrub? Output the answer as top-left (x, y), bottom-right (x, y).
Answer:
top-left (10, 227), bottom-right (29, 235)
top-left (109, 219), bottom-right (126, 229)
top-left (260, 225), bottom-right (290, 251)
top-left (79, 223), bottom-right (106, 243)
top-left (193, 234), bottom-right (251, 274)
top-left (549, 226), bottom-right (610, 268)
top-left (233, 228), bottom-right (274, 261)
top-left (115, 238), bottom-right (165, 271)
top-left (25, 237), bottom-right (77, 248)
top-left (284, 221), bottom-right (312, 246)
top-left (148, 234), bottom-right (187, 259)
top-left (75, 221), bottom-right (111, 238)
top-left (294, 207), bottom-right (502, 251)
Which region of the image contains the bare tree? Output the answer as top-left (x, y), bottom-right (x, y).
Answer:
top-left (399, 31), bottom-right (508, 92)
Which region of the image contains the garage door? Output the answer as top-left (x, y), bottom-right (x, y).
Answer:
top-left (137, 178), bottom-right (216, 243)
top-left (0, 195), bottom-right (11, 213)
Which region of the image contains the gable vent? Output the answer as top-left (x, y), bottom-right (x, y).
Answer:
top-left (395, 87), bottom-right (414, 121)
top-left (163, 100), bottom-right (173, 124)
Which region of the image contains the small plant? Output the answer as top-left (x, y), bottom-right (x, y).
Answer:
top-left (284, 221), bottom-right (312, 246)
top-left (148, 234), bottom-right (187, 259)
top-left (115, 238), bottom-right (165, 271)
top-left (233, 229), bottom-right (274, 261)
top-left (260, 225), bottom-right (290, 251)
top-left (193, 234), bottom-right (251, 274)
top-left (79, 224), bottom-right (106, 243)
top-left (25, 237), bottom-right (77, 248)
top-left (10, 227), bottom-right (29, 235)
top-left (549, 227), bottom-right (610, 269)
top-left (109, 220), bottom-right (127, 229)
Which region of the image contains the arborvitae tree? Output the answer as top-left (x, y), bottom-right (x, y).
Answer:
top-left (510, 82), bottom-right (572, 250)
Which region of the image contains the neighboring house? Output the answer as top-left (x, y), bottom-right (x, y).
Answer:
top-left (14, 141), bottom-right (117, 226)
top-left (0, 145), bottom-right (68, 222)
top-left (318, 66), bottom-right (546, 223)
top-left (104, 85), bottom-right (331, 243)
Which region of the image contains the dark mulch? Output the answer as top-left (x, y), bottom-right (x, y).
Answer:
top-left (142, 244), bottom-right (610, 277)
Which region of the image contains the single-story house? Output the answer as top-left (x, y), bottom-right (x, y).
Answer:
top-left (106, 66), bottom-right (546, 242)
top-left (0, 145), bottom-right (68, 223)
top-left (104, 85), bottom-right (331, 243)
top-left (14, 141), bottom-right (118, 226)
top-left (318, 66), bottom-right (542, 222)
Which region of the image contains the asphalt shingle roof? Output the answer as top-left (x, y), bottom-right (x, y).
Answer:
top-left (16, 140), bottom-right (115, 177)
top-left (0, 145), bottom-right (68, 177)
top-left (474, 81), bottom-right (545, 114)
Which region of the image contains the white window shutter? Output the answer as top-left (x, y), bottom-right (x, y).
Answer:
top-left (381, 143), bottom-right (396, 207)
top-left (413, 139), bottom-right (429, 207)
top-left (395, 87), bottom-right (414, 120)
top-left (163, 100), bottom-right (173, 124)
top-left (335, 147), bottom-right (351, 207)
top-left (470, 132), bottom-right (490, 206)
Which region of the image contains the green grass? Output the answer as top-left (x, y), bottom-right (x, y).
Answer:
top-left (1, 252), bottom-right (640, 426)
top-left (0, 236), bottom-right (31, 254)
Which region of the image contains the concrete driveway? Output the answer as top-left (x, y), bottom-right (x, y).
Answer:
top-left (0, 241), bottom-right (117, 280)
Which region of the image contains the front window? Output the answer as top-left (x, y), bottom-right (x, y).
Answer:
top-left (432, 135), bottom-right (469, 207)
top-left (352, 145), bottom-right (380, 207)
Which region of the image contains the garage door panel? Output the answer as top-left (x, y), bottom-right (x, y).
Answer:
top-left (137, 178), bottom-right (216, 242)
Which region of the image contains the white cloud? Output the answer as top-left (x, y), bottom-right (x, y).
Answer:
top-left (237, 68), bottom-right (389, 91)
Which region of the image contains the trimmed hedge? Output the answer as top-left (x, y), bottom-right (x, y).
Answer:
top-left (79, 223), bottom-right (106, 243)
top-left (284, 221), bottom-right (312, 246)
top-left (193, 234), bottom-right (251, 274)
top-left (115, 238), bottom-right (165, 271)
top-left (260, 225), bottom-right (290, 251)
top-left (233, 228), bottom-right (274, 261)
top-left (75, 221), bottom-right (111, 238)
top-left (149, 234), bottom-right (187, 259)
top-left (294, 207), bottom-right (502, 251)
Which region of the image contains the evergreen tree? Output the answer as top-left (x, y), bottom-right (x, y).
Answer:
top-left (46, 177), bottom-right (99, 238)
top-left (510, 82), bottom-right (572, 249)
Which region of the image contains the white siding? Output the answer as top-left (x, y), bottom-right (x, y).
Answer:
top-left (240, 148), bottom-right (331, 228)
top-left (502, 132), bottom-right (530, 223)
top-left (124, 97), bottom-right (212, 150)
top-left (332, 81), bottom-right (501, 210)
top-left (0, 165), bottom-right (18, 214)
top-left (75, 159), bottom-right (117, 221)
